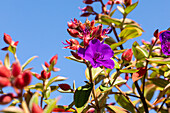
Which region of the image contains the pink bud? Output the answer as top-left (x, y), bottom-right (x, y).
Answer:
top-left (58, 84), bottom-right (71, 91)
top-left (0, 93), bottom-right (14, 105)
top-left (14, 71), bottom-right (32, 89)
top-left (0, 76), bottom-right (11, 88)
top-left (12, 62), bottom-right (21, 77)
top-left (67, 29), bottom-right (79, 38)
top-left (32, 103), bottom-right (43, 113)
top-left (41, 70), bottom-right (51, 79)
top-left (44, 61), bottom-right (50, 68)
top-left (121, 49), bottom-right (133, 62)
top-left (107, 1), bottom-right (113, 5)
top-left (3, 33), bottom-right (12, 45)
top-left (0, 65), bottom-right (11, 78)
top-left (35, 73), bottom-right (42, 80)
top-left (49, 54), bottom-right (58, 65)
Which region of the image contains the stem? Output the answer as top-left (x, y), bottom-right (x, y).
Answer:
top-left (158, 95), bottom-right (170, 112)
top-left (111, 25), bottom-right (124, 50)
top-left (120, 14), bottom-right (127, 31)
top-left (134, 81), bottom-right (149, 113)
top-left (142, 38), bottom-right (158, 94)
top-left (109, 91), bottom-right (140, 98)
top-left (115, 86), bottom-right (140, 113)
top-left (86, 62), bottom-right (100, 113)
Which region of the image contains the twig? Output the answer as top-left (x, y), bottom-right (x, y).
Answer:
top-left (158, 95), bottom-right (170, 112)
top-left (109, 91), bottom-right (140, 98)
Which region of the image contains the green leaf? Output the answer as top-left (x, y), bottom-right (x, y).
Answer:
top-left (120, 69), bottom-right (138, 73)
top-left (25, 83), bottom-right (43, 92)
top-left (114, 49), bottom-right (127, 56)
top-left (112, 59), bottom-right (120, 69)
top-left (147, 57), bottom-right (170, 64)
top-left (104, 37), bottom-right (116, 46)
top-left (110, 40), bottom-right (127, 50)
top-left (29, 92), bottom-right (39, 111)
top-left (115, 94), bottom-right (135, 113)
top-left (99, 79), bottom-right (127, 93)
top-left (148, 78), bottom-right (169, 88)
top-left (43, 98), bottom-right (58, 113)
top-left (46, 76), bottom-right (67, 88)
top-left (0, 106), bottom-right (24, 113)
top-left (125, 1), bottom-right (138, 14)
top-left (8, 45), bottom-right (16, 54)
top-left (117, 6), bottom-right (125, 14)
top-left (85, 67), bottom-right (103, 81)
top-left (44, 86), bottom-right (51, 99)
top-left (4, 53), bottom-right (10, 69)
top-left (136, 46), bottom-right (149, 58)
top-left (132, 41), bottom-right (146, 60)
top-left (100, 15), bottom-right (122, 26)
top-left (110, 9), bottom-right (117, 17)
top-left (144, 84), bottom-right (156, 101)
top-left (22, 56), bottom-right (38, 70)
top-left (156, 83), bottom-right (170, 101)
top-left (164, 70), bottom-right (170, 78)
top-left (119, 27), bottom-right (142, 40)
top-left (106, 105), bottom-right (129, 113)
top-left (50, 86), bottom-right (59, 92)
top-left (74, 83), bottom-right (93, 113)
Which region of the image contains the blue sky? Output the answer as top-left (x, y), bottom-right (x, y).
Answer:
top-left (0, 0), bottom-right (169, 110)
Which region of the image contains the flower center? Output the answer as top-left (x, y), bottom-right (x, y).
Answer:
top-left (94, 52), bottom-right (103, 60)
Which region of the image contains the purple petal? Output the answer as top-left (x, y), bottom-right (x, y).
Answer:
top-left (161, 41), bottom-right (170, 55)
top-left (159, 31), bottom-right (170, 42)
top-left (98, 44), bottom-right (114, 60)
top-left (97, 59), bottom-right (115, 69)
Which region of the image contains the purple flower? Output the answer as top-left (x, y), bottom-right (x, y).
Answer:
top-left (159, 30), bottom-right (170, 55)
top-left (78, 39), bottom-right (114, 69)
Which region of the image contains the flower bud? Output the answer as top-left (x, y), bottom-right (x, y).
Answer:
top-left (67, 22), bottom-right (77, 29)
top-left (0, 93), bottom-right (14, 105)
top-left (124, 0), bottom-right (132, 6)
top-left (44, 61), bottom-right (50, 68)
top-left (58, 83), bottom-right (71, 91)
top-left (125, 73), bottom-right (129, 81)
top-left (0, 76), bottom-right (11, 88)
top-left (67, 29), bottom-right (79, 38)
top-left (121, 49), bottom-right (133, 62)
top-left (35, 73), bottom-right (42, 80)
top-left (41, 70), bottom-right (51, 79)
top-left (0, 65), bottom-right (11, 78)
top-left (3, 33), bottom-right (12, 45)
top-left (83, 0), bottom-right (93, 4)
top-left (49, 54), bottom-right (58, 65)
top-left (14, 71), bottom-right (32, 89)
top-left (12, 62), bottom-right (21, 77)
top-left (32, 103), bottom-right (43, 113)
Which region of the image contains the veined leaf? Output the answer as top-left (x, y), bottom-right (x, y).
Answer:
top-left (4, 53), bottom-right (10, 69)
top-left (43, 98), bottom-right (58, 113)
top-left (117, 6), bottom-right (125, 14)
top-left (46, 76), bottom-right (67, 88)
top-left (125, 1), bottom-right (138, 14)
top-left (74, 83), bottom-right (93, 113)
top-left (29, 92), bottom-right (39, 111)
top-left (147, 57), bottom-right (170, 64)
top-left (106, 105), bottom-right (129, 113)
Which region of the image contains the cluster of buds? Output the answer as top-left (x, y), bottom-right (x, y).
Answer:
top-left (2, 33), bottom-right (19, 51)
top-left (65, 18), bottom-right (111, 50)
top-left (0, 61), bottom-right (32, 89)
top-left (35, 54), bottom-right (60, 80)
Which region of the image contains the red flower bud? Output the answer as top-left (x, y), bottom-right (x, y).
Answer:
top-left (0, 65), bottom-right (11, 78)
top-left (14, 71), bottom-right (32, 89)
top-left (12, 62), bottom-right (21, 77)
top-left (125, 73), bottom-right (129, 81)
top-left (107, 1), bottom-right (113, 5)
top-left (121, 49), bottom-right (133, 62)
top-left (35, 73), bottom-right (42, 80)
top-left (41, 70), bottom-right (51, 79)
top-left (67, 29), bottom-right (79, 38)
top-left (124, 0), bottom-right (132, 6)
top-left (63, 39), bottom-right (79, 50)
top-left (58, 83), bottom-right (71, 91)
top-left (0, 76), bottom-right (11, 88)
top-left (44, 61), bottom-right (50, 68)
top-left (32, 103), bottom-right (43, 113)
top-left (67, 22), bottom-right (77, 29)
top-left (0, 93), bottom-right (14, 105)
top-left (3, 33), bottom-right (12, 45)
top-left (49, 54), bottom-right (58, 65)
top-left (83, 0), bottom-right (93, 4)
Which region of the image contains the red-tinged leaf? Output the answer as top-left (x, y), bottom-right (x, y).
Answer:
top-left (13, 41), bottom-right (19, 46)
top-left (1, 46), bottom-right (8, 51)
top-left (80, 12), bottom-right (92, 17)
top-left (132, 72), bottom-right (142, 82)
top-left (52, 105), bottom-right (75, 112)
